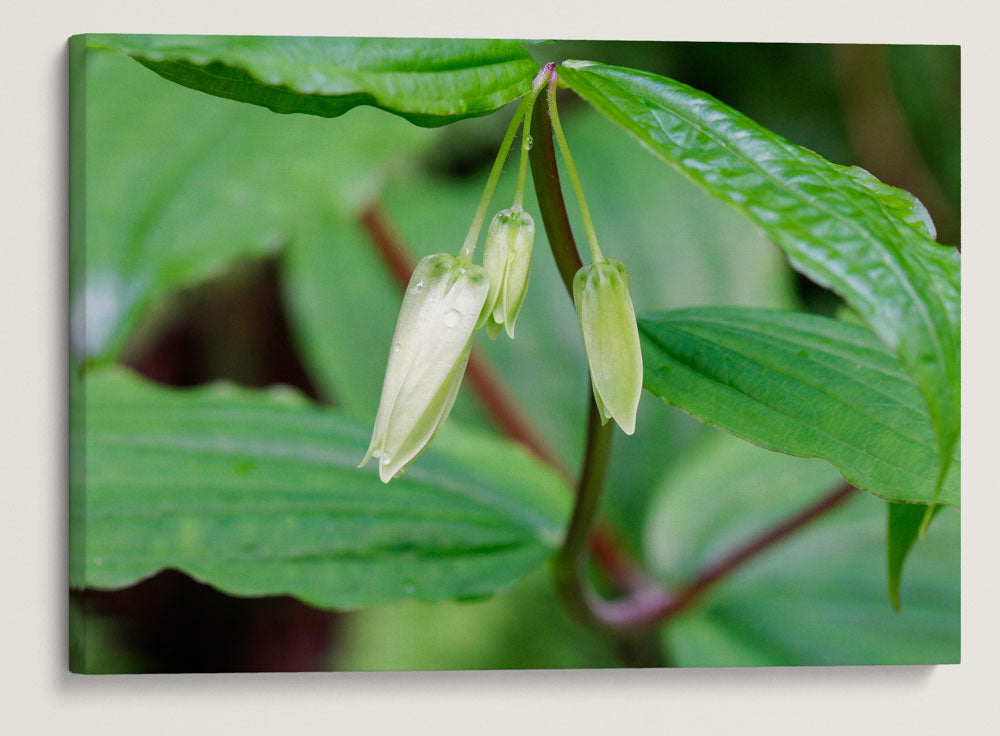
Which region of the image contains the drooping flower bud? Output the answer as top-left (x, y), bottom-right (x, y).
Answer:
top-left (481, 208), bottom-right (535, 339)
top-left (360, 253), bottom-right (489, 482)
top-left (573, 258), bottom-right (643, 435)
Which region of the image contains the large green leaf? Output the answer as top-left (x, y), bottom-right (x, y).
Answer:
top-left (80, 368), bottom-right (570, 609)
top-left (86, 35), bottom-right (537, 127)
top-left (72, 48), bottom-right (432, 363)
top-left (558, 61), bottom-right (960, 481)
top-left (638, 307), bottom-right (959, 506)
top-left (644, 432), bottom-right (959, 666)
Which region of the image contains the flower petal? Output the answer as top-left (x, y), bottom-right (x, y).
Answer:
top-left (362, 254), bottom-right (489, 480)
top-left (573, 259), bottom-right (643, 435)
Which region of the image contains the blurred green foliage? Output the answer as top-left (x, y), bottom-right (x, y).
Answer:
top-left (646, 433), bottom-right (959, 666)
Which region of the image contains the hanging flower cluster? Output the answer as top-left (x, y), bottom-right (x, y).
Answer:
top-left (360, 69), bottom-right (643, 482)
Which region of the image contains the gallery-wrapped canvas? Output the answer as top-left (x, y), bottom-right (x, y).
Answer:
top-left (69, 35), bottom-right (960, 673)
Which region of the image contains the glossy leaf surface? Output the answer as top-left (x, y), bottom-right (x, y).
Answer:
top-left (88, 35), bottom-right (538, 126)
top-left (559, 61), bottom-right (960, 480)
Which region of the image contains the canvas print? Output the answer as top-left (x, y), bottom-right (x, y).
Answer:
top-left (69, 35), bottom-right (960, 673)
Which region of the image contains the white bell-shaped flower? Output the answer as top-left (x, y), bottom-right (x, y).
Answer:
top-left (573, 258), bottom-right (643, 435)
top-left (360, 253), bottom-right (489, 482)
top-left (481, 208), bottom-right (535, 339)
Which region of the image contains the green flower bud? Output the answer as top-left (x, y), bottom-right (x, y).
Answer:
top-left (481, 208), bottom-right (535, 339)
top-left (360, 253), bottom-right (489, 482)
top-left (573, 258), bottom-right (643, 435)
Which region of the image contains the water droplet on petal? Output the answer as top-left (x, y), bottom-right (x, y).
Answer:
top-left (381, 452), bottom-right (393, 464)
top-left (443, 308), bottom-right (462, 328)
top-left (391, 343), bottom-right (402, 354)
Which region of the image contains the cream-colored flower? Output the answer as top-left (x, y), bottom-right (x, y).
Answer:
top-left (573, 258), bottom-right (643, 435)
top-left (481, 208), bottom-right (535, 339)
top-left (360, 253), bottom-right (489, 481)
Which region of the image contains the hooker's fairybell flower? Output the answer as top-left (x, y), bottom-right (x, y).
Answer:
top-left (481, 208), bottom-right (535, 339)
top-left (573, 258), bottom-right (643, 435)
top-left (360, 254), bottom-right (489, 482)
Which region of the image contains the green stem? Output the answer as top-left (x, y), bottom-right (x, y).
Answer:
top-left (529, 64), bottom-right (618, 631)
top-left (546, 74), bottom-right (604, 262)
top-left (528, 66), bottom-right (859, 640)
top-left (512, 92), bottom-right (538, 210)
top-left (553, 398), bottom-right (616, 631)
top-left (458, 95), bottom-right (530, 263)
top-left (528, 72), bottom-right (584, 296)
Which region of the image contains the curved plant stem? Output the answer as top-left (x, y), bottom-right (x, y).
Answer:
top-left (364, 72), bottom-right (861, 638)
top-left (594, 482), bottom-right (858, 631)
top-left (528, 63), bottom-right (861, 637)
top-left (552, 399), bottom-right (617, 630)
top-left (457, 95), bottom-right (530, 263)
top-left (512, 92), bottom-right (538, 210)
top-left (530, 65), bottom-right (646, 631)
top-left (546, 73), bottom-right (604, 262)
top-left (528, 65), bottom-right (583, 297)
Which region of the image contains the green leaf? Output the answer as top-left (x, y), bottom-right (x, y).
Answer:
top-left (837, 163), bottom-right (936, 239)
top-left (638, 307), bottom-right (959, 506)
top-left (558, 61), bottom-right (960, 482)
top-left (73, 48), bottom-right (433, 362)
top-left (644, 432), bottom-right (959, 666)
top-left (887, 501), bottom-right (941, 612)
top-left (87, 34), bottom-right (538, 127)
top-left (81, 367), bottom-right (570, 609)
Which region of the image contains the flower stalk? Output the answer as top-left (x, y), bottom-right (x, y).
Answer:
top-left (458, 80), bottom-right (544, 264)
top-left (528, 67), bottom-right (858, 637)
top-left (546, 74), bottom-right (604, 263)
top-left (362, 79), bottom-right (546, 480)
